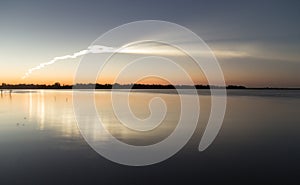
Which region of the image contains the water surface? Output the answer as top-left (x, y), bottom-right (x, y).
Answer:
top-left (0, 90), bottom-right (299, 184)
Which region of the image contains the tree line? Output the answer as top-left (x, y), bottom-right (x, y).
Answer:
top-left (0, 82), bottom-right (246, 89)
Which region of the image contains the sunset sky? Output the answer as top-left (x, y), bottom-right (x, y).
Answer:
top-left (0, 0), bottom-right (299, 87)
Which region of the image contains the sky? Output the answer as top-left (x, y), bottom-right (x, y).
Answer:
top-left (0, 0), bottom-right (299, 87)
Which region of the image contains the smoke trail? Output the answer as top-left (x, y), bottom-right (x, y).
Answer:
top-left (22, 42), bottom-right (250, 79)
top-left (22, 45), bottom-right (115, 79)
top-left (21, 43), bottom-right (181, 79)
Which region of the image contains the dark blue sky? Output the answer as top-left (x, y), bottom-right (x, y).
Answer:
top-left (0, 0), bottom-right (299, 86)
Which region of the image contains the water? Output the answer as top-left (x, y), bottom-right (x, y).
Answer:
top-left (0, 90), bottom-right (299, 184)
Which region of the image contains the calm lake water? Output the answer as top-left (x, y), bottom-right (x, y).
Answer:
top-left (0, 90), bottom-right (299, 184)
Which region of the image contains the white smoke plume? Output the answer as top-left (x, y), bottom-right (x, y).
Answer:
top-left (22, 45), bottom-right (115, 79)
top-left (22, 42), bottom-right (249, 79)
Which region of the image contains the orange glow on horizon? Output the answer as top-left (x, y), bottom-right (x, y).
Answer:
top-left (1, 76), bottom-right (208, 86)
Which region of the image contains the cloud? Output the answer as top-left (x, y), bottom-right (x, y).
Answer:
top-left (213, 50), bottom-right (250, 58)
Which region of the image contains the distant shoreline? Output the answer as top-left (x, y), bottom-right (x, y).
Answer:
top-left (0, 83), bottom-right (299, 90)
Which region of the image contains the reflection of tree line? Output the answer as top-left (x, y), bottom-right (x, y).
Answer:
top-left (0, 89), bottom-right (12, 99)
top-left (1, 82), bottom-right (248, 89)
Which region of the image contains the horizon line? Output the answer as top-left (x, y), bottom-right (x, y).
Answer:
top-left (1, 82), bottom-right (300, 89)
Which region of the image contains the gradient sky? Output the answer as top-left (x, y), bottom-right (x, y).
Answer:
top-left (0, 0), bottom-right (299, 87)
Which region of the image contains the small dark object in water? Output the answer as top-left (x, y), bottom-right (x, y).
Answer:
top-left (24, 117), bottom-right (26, 119)
top-left (16, 123), bottom-right (19, 126)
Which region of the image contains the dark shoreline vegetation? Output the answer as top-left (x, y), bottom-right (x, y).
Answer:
top-left (0, 82), bottom-right (299, 90)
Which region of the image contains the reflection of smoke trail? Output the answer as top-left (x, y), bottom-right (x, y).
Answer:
top-left (22, 45), bottom-right (115, 79)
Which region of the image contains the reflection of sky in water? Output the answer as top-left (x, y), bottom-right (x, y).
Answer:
top-left (94, 92), bottom-right (182, 145)
top-left (0, 90), bottom-right (299, 184)
top-left (0, 90), bottom-right (79, 138)
top-left (0, 90), bottom-right (205, 143)
top-left (0, 89), bottom-right (299, 142)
